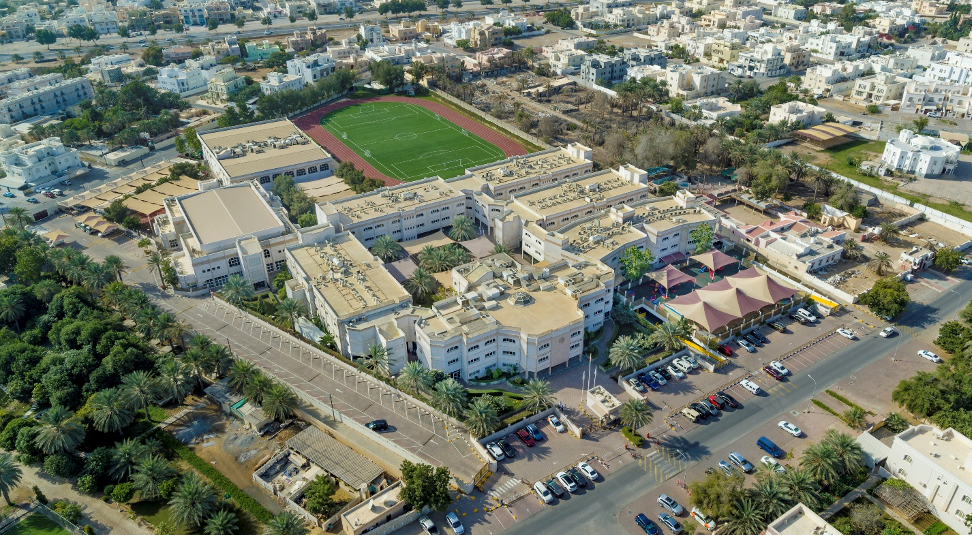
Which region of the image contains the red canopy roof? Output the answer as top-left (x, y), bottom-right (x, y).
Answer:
top-left (649, 264), bottom-right (695, 291)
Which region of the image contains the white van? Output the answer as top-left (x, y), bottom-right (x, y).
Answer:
top-left (739, 379), bottom-right (761, 395)
top-left (533, 481), bottom-right (553, 504)
top-left (51, 189), bottom-right (62, 196)
top-left (796, 307), bottom-right (817, 323)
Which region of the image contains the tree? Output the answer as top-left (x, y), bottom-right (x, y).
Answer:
top-left (109, 438), bottom-right (146, 481)
top-left (121, 370), bottom-right (158, 422)
top-left (522, 379), bottom-right (553, 414)
top-left (0, 454), bottom-right (22, 505)
top-left (690, 224), bottom-right (715, 255)
top-left (449, 214), bottom-right (475, 242)
top-left (89, 388), bottom-right (134, 434)
top-left (866, 252), bottom-right (894, 276)
top-left (689, 471), bottom-right (745, 520)
top-left (306, 9), bottom-right (318, 21)
top-left (35, 29), bottom-right (57, 49)
top-left (720, 498), bottom-right (764, 535)
top-left (205, 510), bottom-right (239, 535)
top-left (884, 412), bottom-right (909, 433)
top-left (0, 293), bottom-right (26, 333)
top-left (463, 396), bottom-right (499, 437)
top-left (609, 336), bottom-right (642, 372)
top-left (264, 512), bottom-right (309, 535)
top-left (132, 454), bottom-right (175, 500)
top-left (841, 238), bottom-right (864, 261)
top-left (934, 249), bottom-right (963, 273)
top-left (6, 207), bottom-right (32, 230)
top-left (245, 372), bottom-right (273, 406)
top-left (778, 468), bottom-right (821, 509)
top-left (749, 478), bottom-right (790, 521)
top-left (207, 18), bottom-right (219, 30)
top-left (302, 475), bottom-right (337, 516)
top-left (400, 460), bottom-right (453, 512)
top-left (261, 383), bottom-right (299, 422)
top-left (143, 43), bottom-right (164, 66)
top-left (370, 235), bottom-right (405, 262)
top-left (174, 136), bottom-right (187, 155)
top-left (543, 8), bottom-right (576, 28)
top-left (261, 15), bottom-right (273, 27)
top-left (406, 267), bottom-right (437, 300)
top-left (370, 60), bottom-right (405, 90)
top-left (228, 360), bottom-right (257, 394)
top-left (844, 407), bottom-right (867, 429)
top-left (849, 503), bottom-right (885, 535)
top-left (220, 274), bottom-right (254, 308)
top-left (33, 51), bottom-right (44, 63)
top-left (431, 378), bottom-right (467, 418)
top-left (936, 321), bottom-right (971, 354)
top-left (800, 442), bottom-right (839, 484)
top-left (398, 362), bottom-right (431, 395)
top-left (619, 246), bottom-right (654, 285)
top-left (169, 472), bottom-right (218, 528)
top-left (649, 320), bottom-right (688, 352)
top-left (619, 398), bottom-right (652, 430)
top-left (361, 344), bottom-right (390, 377)
top-left (235, 19), bottom-right (246, 28)
top-left (103, 255), bottom-right (128, 282)
top-left (158, 358), bottom-right (192, 405)
top-left (147, 252), bottom-right (170, 289)
top-left (276, 298), bottom-right (306, 328)
top-left (822, 429), bottom-right (864, 475)
top-left (10, 54), bottom-right (23, 64)
top-left (859, 277), bottom-right (910, 319)
top-left (879, 223), bottom-right (899, 244)
top-left (34, 407), bottom-right (85, 454)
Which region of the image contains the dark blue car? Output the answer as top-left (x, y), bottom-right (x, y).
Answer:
top-left (638, 373), bottom-right (660, 391)
top-left (525, 423), bottom-right (544, 442)
top-left (636, 514), bottom-right (660, 535)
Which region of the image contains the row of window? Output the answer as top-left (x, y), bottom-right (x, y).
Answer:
top-left (257, 164), bottom-right (329, 184)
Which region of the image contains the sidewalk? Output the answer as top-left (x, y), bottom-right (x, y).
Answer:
top-left (820, 473), bottom-right (882, 519)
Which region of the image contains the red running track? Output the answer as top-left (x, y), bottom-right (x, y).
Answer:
top-left (291, 96), bottom-right (528, 186)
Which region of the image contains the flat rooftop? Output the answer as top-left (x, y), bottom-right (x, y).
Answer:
top-left (768, 504), bottom-right (842, 535)
top-left (321, 178), bottom-right (462, 224)
top-left (289, 232), bottom-right (410, 320)
top-left (629, 197), bottom-right (715, 233)
top-left (558, 211), bottom-right (647, 258)
top-left (899, 426), bottom-right (972, 489)
top-left (513, 170), bottom-right (648, 218)
top-left (463, 148), bottom-right (590, 187)
top-left (200, 119), bottom-right (331, 179)
top-left (178, 185), bottom-right (284, 246)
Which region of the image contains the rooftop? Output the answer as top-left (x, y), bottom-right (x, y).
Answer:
top-left (767, 504), bottom-right (843, 535)
top-left (286, 425), bottom-right (384, 490)
top-left (630, 196), bottom-right (715, 234)
top-left (199, 119), bottom-right (331, 179)
top-left (512, 169), bottom-right (647, 217)
top-left (557, 208), bottom-right (646, 258)
top-left (341, 481), bottom-right (403, 530)
top-left (176, 184), bottom-right (284, 246)
top-left (289, 232), bottom-right (410, 320)
top-left (462, 148), bottom-right (589, 187)
top-left (320, 177), bottom-right (463, 224)
top-left (897, 425), bottom-right (972, 489)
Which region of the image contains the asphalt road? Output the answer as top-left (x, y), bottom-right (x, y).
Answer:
top-left (500, 271), bottom-right (972, 535)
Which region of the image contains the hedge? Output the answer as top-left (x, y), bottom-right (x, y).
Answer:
top-left (811, 399), bottom-right (842, 420)
top-left (501, 408), bottom-right (537, 428)
top-left (826, 389), bottom-right (873, 415)
top-left (621, 426), bottom-right (644, 447)
top-left (154, 430), bottom-right (273, 523)
top-left (925, 522), bottom-right (949, 535)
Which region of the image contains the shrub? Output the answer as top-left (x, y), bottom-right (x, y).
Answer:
top-left (621, 426), bottom-right (644, 447)
top-left (811, 399), bottom-right (842, 419)
top-left (84, 526), bottom-right (95, 535)
top-left (826, 390), bottom-right (871, 414)
top-left (158, 477), bottom-right (178, 500)
top-left (924, 522), bottom-right (949, 535)
top-left (501, 408), bottom-right (534, 427)
top-left (44, 453), bottom-right (81, 479)
top-left (102, 484), bottom-right (115, 497)
top-left (111, 482), bottom-right (135, 503)
top-left (76, 474), bottom-right (97, 494)
top-left (52, 500), bottom-right (83, 525)
top-left (33, 485), bottom-right (48, 504)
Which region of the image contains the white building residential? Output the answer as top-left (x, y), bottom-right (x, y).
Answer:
top-left (666, 64), bottom-right (726, 99)
top-left (881, 129), bottom-right (959, 178)
top-left (886, 426), bottom-right (972, 535)
top-left (768, 101), bottom-right (827, 126)
top-left (286, 53), bottom-right (337, 85)
top-left (260, 72), bottom-right (303, 95)
top-left (156, 65), bottom-right (208, 97)
top-left (0, 75), bottom-right (93, 124)
top-left (767, 504), bottom-right (844, 535)
top-left (900, 80), bottom-right (972, 117)
top-left (0, 137), bottom-right (83, 189)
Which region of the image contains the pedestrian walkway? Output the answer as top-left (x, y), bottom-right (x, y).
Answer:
top-left (820, 473), bottom-right (883, 519)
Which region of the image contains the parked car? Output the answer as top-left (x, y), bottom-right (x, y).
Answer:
top-left (650, 371), bottom-right (667, 386)
top-left (2, 192), bottom-right (15, 198)
top-left (264, 29), bottom-right (273, 34)
top-left (684, 355), bottom-right (700, 369)
top-left (534, 481), bottom-right (554, 503)
top-left (880, 326), bottom-right (897, 338)
top-left (768, 361), bottom-right (790, 376)
top-left (499, 439), bottom-right (516, 458)
top-left (636, 514), bottom-right (661, 535)
top-left (680, 407), bottom-right (701, 422)
top-left (628, 377), bottom-right (647, 393)
top-left (796, 307), bottom-right (818, 322)
top-left (658, 512), bottom-right (683, 534)
top-left (26, 197), bottom-right (39, 203)
top-left (693, 402), bottom-right (714, 418)
top-left (716, 344), bottom-right (733, 357)
top-left (918, 350), bottom-right (942, 363)
top-left (486, 442), bottom-right (505, 461)
top-left (702, 398), bottom-right (720, 414)
top-left (718, 460), bottom-right (736, 476)
top-left (555, 471), bottom-right (577, 493)
top-left (545, 478), bottom-right (565, 497)
top-left (365, 419), bottom-right (388, 431)
top-left (444, 512), bottom-right (464, 535)
top-left (691, 508), bottom-right (716, 530)
top-left (526, 423), bottom-right (544, 442)
top-left (768, 321), bottom-right (786, 333)
top-left (667, 365), bottom-right (685, 379)
top-left (707, 395), bottom-right (724, 409)
top-left (779, 421), bottom-right (802, 437)
top-left (761, 456), bottom-right (786, 473)
top-left (763, 366), bottom-right (784, 381)
top-left (673, 358), bottom-right (693, 373)
top-left (548, 415), bottom-right (566, 432)
top-left (836, 328), bottom-right (856, 340)
top-left (757, 436), bottom-right (784, 458)
top-left (751, 331), bottom-right (769, 344)
top-left (737, 338), bottom-right (756, 353)
top-left (568, 467), bottom-right (588, 487)
top-left (728, 451), bottom-right (754, 473)
top-left (739, 379), bottom-right (761, 395)
top-left (742, 333), bottom-right (763, 347)
top-left (42, 191), bottom-right (55, 198)
top-left (577, 461), bottom-right (599, 481)
top-left (516, 428), bottom-right (535, 446)
top-left (644, 374), bottom-right (660, 390)
top-left (658, 368), bottom-right (673, 381)
top-left (657, 494), bottom-right (684, 515)
top-left (789, 313), bottom-right (808, 325)
top-left (61, 179), bottom-right (71, 186)
top-left (716, 391), bottom-right (738, 408)
top-left (419, 516), bottom-right (438, 534)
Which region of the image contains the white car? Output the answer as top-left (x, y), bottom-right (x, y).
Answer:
top-left (673, 358), bottom-right (693, 373)
top-left (768, 361), bottom-right (790, 376)
top-left (738, 338), bottom-right (756, 353)
top-left (419, 516), bottom-right (438, 534)
top-left (797, 307), bottom-right (818, 323)
top-left (577, 461), bottom-right (599, 480)
top-left (880, 326), bottom-right (897, 338)
top-left (739, 379), bottom-right (761, 395)
top-left (486, 441), bottom-right (505, 461)
top-left (667, 365), bottom-right (685, 379)
top-left (657, 494), bottom-right (684, 515)
top-left (684, 355), bottom-right (700, 369)
top-left (650, 371), bottom-right (667, 386)
top-left (836, 328), bottom-right (856, 340)
top-left (548, 414), bottom-right (566, 432)
top-left (444, 512), bottom-right (464, 534)
top-left (691, 508), bottom-right (717, 530)
top-left (533, 481), bottom-right (553, 503)
top-left (761, 456), bottom-right (786, 473)
top-left (918, 350), bottom-right (942, 363)
top-left (556, 471), bottom-right (577, 492)
top-left (779, 421), bottom-right (802, 437)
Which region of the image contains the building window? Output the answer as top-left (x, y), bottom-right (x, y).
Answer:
top-left (168, 239), bottom-right (179, 248)
top-left (485, 339), bottom-right (495, 345)
top-left (538, 355), bottom-right (549, 363)
top-left (502, 350), bottom-right (516, 356)
top-left (263, 249), bottom-right (271, 258)
top-left (903, 455), bottom-right (913, 463)
top-left (898, 468), bottom-right (907, 477)
top-left (468, 344), bottom-right (480, 351)
top-left (296, 168), bottom-right (306, 176)
top-left (448, 357), bottom-right (459, 366)
top-left (469, 357), bottom-right (480, 364)
top-left (323, 163), bottom-right (329, 171)
top-left (447, 345), bottom-right (459, 353)
top-left (260, 175), bottom-right (271, 184)
top-left (308, 166), bottom-right (317, 174)
top-left (228, 257), bottom-right (241, 267)
top-left (571, 331), bottom-right (581, 338)
top-left (285, 171), bottom-right (294, 177)
top-left (275, 260), bottom-right (286, 271)
top-left (570, 343), bottom-right (580, 350)
top-left (502, 337), bottom-right (515, 343)
top-left (963, 496), bottom-right (972, 506)
top-left (539, 343), bottom-right (550, 350)
top-left (266, 262), bottom-right (275, 272)
top-left (485, 351), bottom-right (495, 357)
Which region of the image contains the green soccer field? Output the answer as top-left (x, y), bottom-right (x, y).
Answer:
top-left (320, 101), bottom-right (507, 181)
top-left (5, 513), bottom-right (73, 535)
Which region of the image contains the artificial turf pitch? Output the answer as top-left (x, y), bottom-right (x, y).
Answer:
top-left (319, 101), bottom-right (507, 182)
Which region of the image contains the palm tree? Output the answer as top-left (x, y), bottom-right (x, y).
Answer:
top-left (822, 429), bottom-right (864, 475)
top-left (181, 349), bottom-right (209, 391)
top-left (360, 344), bottom-right (390, 377)
top-left (319, 331), bottom-right (336, 350)
top-left (879, 223), bottom-right (900, 244)
top-left (800, 442), bottom-right (839, 485)
top-left (431, 378), bottom-right (467, 418)
top-left (370, 235), bottom-right (405, 262)
top-left (406, 267), bottom-right (437, 300)
top-left (147, 252), bottom-right (169, 289)
top-left (132, 454), bottom-right (176, 500)
top-left (417, 245), bottom-right (448, 272)
top-left (445, 245), bottom-right (468, 268)
top-left (448, 214), bottom-right (476, 242)
top-left (649, 321), bottom-right (688, 352)
top-left (261, 382), bottom-right (299, 422)
top-left (34, 407), bottom-right (85, 454)
top-left (104, 255), bottom-right (129, 282)
top-left (276, 298), bottom-right (306, 328)
top-left (749, 478), bottom-right (790, 520)
top-left (720, 498), bottom-right (764, 535)
top-left (843, 407), bottom-right (867, 429)
top-left (778, 468), bottom-right (821, 509)
top-left (90, 387), bottom-right (135, 434)
top-left (121, 370), bottom-right (158, 422)
top-left (163, 320), bottom-right (191, 350)
top-left (619, 398), bottom-right (652, 430)
top-left (245, 372), bottom-right (273, 406)
top-left (397, 361), bottom-right (430, 395)
top-left (492, 243), bottom-right (512, 255)
top-left (169, 472), bottom-right (218, 528)
top-left (66, 254), bottom-right (92, 285)
top-left (0, 293), bottom-right (26, 333)
top-left (158, 358), bottom-right (192, 405)
top-left (609, 336), bottom-right (642, 372)
top-left (866, 252), bottom-right (893, 276)
top-left (0, 454), bottom-right (23, 505)
top-left (84, 262), bottom-right (116, 292)
top-left (32, 280), bottom-right (61, 304)
top-left (205, 510), bottom-right (240, 535)
top-left (6, 207), bottom-right (31, 230)
top-left (463, 396), bottom-right (500, 438)
top-left (220, 274), bottom-right (254, 308)
top-left (522, 379), bottom-right (553, 414)
top-left (228, 360), bottom-right (258, 394)
top-left (264, 512), bottom-right (309, 535)
top-left (205, 344), bottom-right (234, 378)
top-left (109, 438), bottom-right (146, 481)
top-left (841, 238), bottom-right (863, 261)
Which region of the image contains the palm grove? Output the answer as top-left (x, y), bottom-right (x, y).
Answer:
top-left (0, 226), bottom-right (314, 535)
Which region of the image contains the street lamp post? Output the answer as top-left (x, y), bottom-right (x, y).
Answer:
top-left (805, 374), bottom-right (817, 413)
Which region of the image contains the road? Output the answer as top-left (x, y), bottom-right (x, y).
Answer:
top-left (499, 271), bottom-right (972, 535)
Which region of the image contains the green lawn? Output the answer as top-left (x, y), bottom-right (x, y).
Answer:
top-left (5, 513), bottom-right (72, 535)
top-left (320, 101), bottom-right (507, 181)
